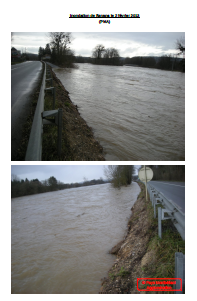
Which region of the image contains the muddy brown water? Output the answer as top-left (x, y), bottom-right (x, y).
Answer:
top-left (54, 64), bottom-right (185, 161)
top-left (11, 182), bottom-right (140, 293)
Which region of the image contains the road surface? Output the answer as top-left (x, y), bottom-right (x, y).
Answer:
top-left (11, 61), bottom-right (42, 160)
top-left (148, 181), bottom-right (185, 213)
top-left (11, 61), bottom-right (42, 108)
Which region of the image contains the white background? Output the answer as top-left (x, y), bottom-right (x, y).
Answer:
top-left (2, 1), bottom-right (195, 299)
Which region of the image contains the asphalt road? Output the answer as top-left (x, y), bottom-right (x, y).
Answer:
top-left (11, 61), bottom-right (42, 108)
top-left (148, 181), bottom-right (185, 213)
top-left (11, 61), bottom-right (42, 160)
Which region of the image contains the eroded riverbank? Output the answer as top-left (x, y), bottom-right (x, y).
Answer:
top-left (100, 182), bottom-right (185, 294)
top-left (42, 68), bottom-right (105, 160)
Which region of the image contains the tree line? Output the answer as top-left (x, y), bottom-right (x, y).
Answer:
top-left (38, 43), bottom-right (51, 60)
top-left (91, 44), bottom-right (122, 66)
top-left (139, 165), bottom-right (185, 181)
top-left (104, 165), bottom-right (134, 188)
top-left (37, 33), bottom-right (185, 71)
top-left (74, 55), bottom-right (184, 71)
top-left (11, 165), bottom-right (135, 198)
top-left (11, 175), bottom-right (108, 198)
top-left (124, 55), bottom-right (184, 72)
top-left (76, 38), bottom-right (185, 71)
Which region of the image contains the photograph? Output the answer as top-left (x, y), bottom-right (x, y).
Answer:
top-left (11, 32), bottom-right (185, 161)
top-left (11, 165), bottom-right (185, 294)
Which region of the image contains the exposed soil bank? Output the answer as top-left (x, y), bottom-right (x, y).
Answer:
top-left (100, 182), bottom-right (185, 294)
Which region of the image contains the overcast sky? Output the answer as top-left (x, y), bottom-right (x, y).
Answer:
top-left (11, 32), bottom-right (184, 58)
top-left (11, 165), bottom-right (140, 183)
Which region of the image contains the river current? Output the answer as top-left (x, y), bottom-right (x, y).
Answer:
top-left (11, 182), bottom-right (140, 293)
top-left (54, 63), bottom-right (185, 161)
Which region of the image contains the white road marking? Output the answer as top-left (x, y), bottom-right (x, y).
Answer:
top-left (152, 181), bottom-right (185, 188)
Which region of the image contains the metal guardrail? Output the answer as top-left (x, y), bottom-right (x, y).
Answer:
top-left (146, 182), bottom-right (185, 294)
top-left (175, 252), bottom-right (185, 294)
top-left (140, 181), bottom-right (185, 293)
top-left (147, 183), bottom-right (185, 240)
top-left (25, 62), bottom-right (62, 160)
top-left (25, 62), bottom-right (46, 160)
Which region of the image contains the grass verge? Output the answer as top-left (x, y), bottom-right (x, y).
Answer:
top-left (100, 182), bottom-right (185, 294)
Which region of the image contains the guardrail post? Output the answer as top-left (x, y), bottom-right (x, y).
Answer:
top-left (46, 78), bottom-right (53, 86)
top-left (53, 87), bottom-right (56, 109)
top-left (158, 207), bottom-right (162, 239)
top-left (154, 198), bottom-right (161, 218)
top-left (57, 108), bottom-right (62, 157)
top-left (153, 198), bottom-right (156, 217)
top-left (45, 87), bottom-right (56, 109)
top-left (42, 108), bottom-right (62, 157)
top-left (151, 189), bottom-right (156, 206)
top-left (175, 252), bottom-right (185, 293)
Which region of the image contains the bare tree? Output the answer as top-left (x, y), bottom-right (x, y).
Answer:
top-left (48, 32), bottom-right (74, 65)
top-left (83, 177), bottom-right (89, 186)
top-left (104, 166), bottom-right (133, 188)
top-left (49, 32), bottom-right (71, 56)
top-left (176, 37), bottom-right (185, 55)
top-left (48, 176), bottom-right (58, 191)
top-left (104, 47), bottom-right (120, 59)
top-left (11, 174), bottom-right (20, 182)
top-left (92, 44), bottom-right (105, 59)
top-left (104, 165), bottom-right (116, 180)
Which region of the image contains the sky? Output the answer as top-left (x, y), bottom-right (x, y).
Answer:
top-left (11, 32), bottom-right (185, 58)
top-left (11, 165), bottom-right (140, 183)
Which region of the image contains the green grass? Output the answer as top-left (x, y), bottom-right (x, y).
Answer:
top-left (108, 267), bottom-right (130, 281)
top-left (117, 267), bottom-right (130, 277)
top-left (143, 185), bottom-right (185, 280)
top-left (147, 230), bottom-right (185, 278)
top-left (109, 273), bottom-right (115, 280)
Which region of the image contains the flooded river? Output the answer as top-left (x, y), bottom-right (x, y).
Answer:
top-left (54, 64), bottom-right (185, 161)
top-left (11, 182), bottom-right (140, 293)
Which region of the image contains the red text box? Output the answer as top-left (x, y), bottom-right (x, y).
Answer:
top-left (137, 278), bottom-right (182, 292)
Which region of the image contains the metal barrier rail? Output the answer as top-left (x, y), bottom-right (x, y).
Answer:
top-left (25, 62), bottom-right (46, 160)
top-left (144, 182), bottom-right (185, 293)
top-left (25, 62), bottom-right (62, 160)
top-left (147, 183), bottom-right (185, 240)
